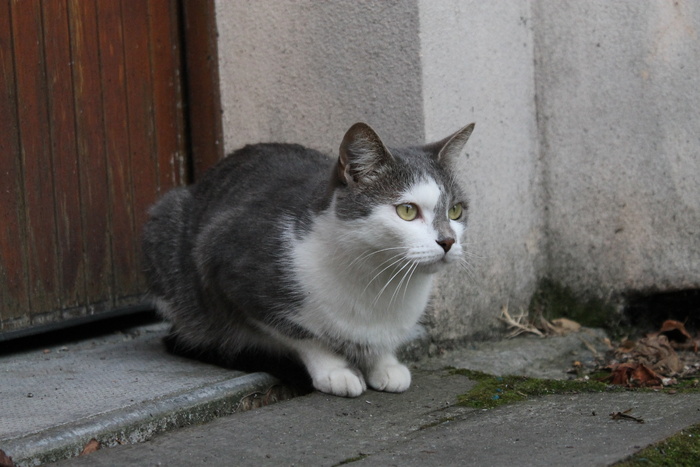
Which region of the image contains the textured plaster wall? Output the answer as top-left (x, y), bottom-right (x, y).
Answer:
top-left (215, 0), bottom-right (543, 342)
top-left (418, 1), bottom-right (543, 341)
top-left (215, 0), bottom-right (424, 154)
top-left (533, 1), bottom-right (700, 297)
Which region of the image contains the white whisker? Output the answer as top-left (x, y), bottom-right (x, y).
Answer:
top-left (361, 253), bottom-right (407, 297)
top-left (373, 257), bottom-right (412, 306)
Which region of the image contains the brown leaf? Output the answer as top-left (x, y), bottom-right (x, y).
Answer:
top-left (0, 449), bottom-right (16, 467)
top-left (634, 335), bottom-right (684, 374)
top-left (606, 362), bottom-right (664, 387)
top-left (80, 439), bottom-right (101, 456)
top-left (616, 338), bottom-right (636, 354)
top-left (608, 363), bottom-right (635, 385)
top-left (659, 320), bottom-right (693, 344)
top-left (551, 317), bottom-right (581, 334)
top-left (630, 363), bottom-right (663, 387)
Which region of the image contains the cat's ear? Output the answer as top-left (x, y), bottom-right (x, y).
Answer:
top-left (429, 123), bottom-right (475, 165)
top-left (338, 123), bottom-right (395, 186)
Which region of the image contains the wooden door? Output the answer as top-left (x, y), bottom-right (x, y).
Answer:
top-left (0, 0), bottom-right (195, 337)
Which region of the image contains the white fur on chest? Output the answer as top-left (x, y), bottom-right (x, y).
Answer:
top-left (287, 178), bottom-right (457, 352)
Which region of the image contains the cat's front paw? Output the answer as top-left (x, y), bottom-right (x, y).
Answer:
top-left (313, 368), bottom-right (367, 398)
top-left (367, 362), bottom-right (411, 393)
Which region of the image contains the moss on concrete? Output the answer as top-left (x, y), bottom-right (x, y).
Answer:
top-left (614, 423), bottom-right (700, 466)
top-left (451, 368), bottom-right (611, 409)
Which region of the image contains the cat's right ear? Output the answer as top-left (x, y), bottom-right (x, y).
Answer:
top-left (338, 123), bottom-right (395, 186)
top-left (430, 123), bottom-right (475, 166)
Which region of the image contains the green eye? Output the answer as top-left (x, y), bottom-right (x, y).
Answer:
top-left (396, 203), bottom-right (418, 221)
top-left (448, 203), bottom-right (463, 220)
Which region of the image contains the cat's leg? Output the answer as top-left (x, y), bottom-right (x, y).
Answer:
top-left (290, 340), bottom-right (366, 397)
top-left (364, 353), bottom-right (411, 393)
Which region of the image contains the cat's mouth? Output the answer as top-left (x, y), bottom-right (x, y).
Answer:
top-left (415, 254), bottom-right (453, 274)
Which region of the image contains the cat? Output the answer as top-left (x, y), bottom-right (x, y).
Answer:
top-left (142, 121), bottom-right (475, 397)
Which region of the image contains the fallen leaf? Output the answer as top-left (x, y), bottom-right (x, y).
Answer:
top-left (80, 439), bottom-right (101, 456)
top-left (630, 363), bottom-right (663, 387)
top-left (551, 318), bottom-right (581, 334)
top-left (616, 338), bottom-right (636, 354)
top-left (634, 335), bottom-right (684, 374)
top-left (659, 320), bottom-right (692, 343)
top-left (0, 449), bottom-right (16, 467)
top-left (606, 362), bottom-right (663, 387)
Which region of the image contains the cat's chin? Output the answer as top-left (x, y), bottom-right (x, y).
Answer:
top-left (417, 259), bottom-right (449, 275)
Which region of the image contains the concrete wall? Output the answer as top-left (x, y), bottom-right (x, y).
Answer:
top-left (417, 1), bottom-right (542, 340)
top-left (215, 0), bottom-right (424, 153)
top-left (534, 1), bottom-right (700, 297)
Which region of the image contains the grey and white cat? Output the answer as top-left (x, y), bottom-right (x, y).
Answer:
top-left (142, 122), bottom-right (474, 397)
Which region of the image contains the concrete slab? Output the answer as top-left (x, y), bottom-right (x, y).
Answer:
top-left (47, 370), bottom-right (700, 467)
top-left (4, 322), bottom-right (699, 467)
top-left (422, 327), bottom-right (611, 380)
top-left (0, 323), bottom-right (291, 466)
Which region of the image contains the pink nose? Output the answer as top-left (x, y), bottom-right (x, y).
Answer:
top-left (436, 237), bottom-right (455, 253)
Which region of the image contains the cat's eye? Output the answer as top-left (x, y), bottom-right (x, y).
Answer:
top-left (396, 203), bottom-right (418, 221)
top-left (448, 203), bottom-right (463, 220)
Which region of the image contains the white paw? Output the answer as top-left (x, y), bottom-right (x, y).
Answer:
top-left (367, 363), bottom-right (411, 393)
top-left (313, 368), bottom-right (367, 398)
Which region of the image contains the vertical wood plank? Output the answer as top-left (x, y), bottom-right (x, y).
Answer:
top-left (96, 0), bottom-right (139, 299)
top-left (182, 0), bottom-right (223, 179)
top-left (1, 0), bottom-right (191, 333)
top-left (122, 0), bottom-right (159, 237)
top-left (11, 0), bottom-right (61, 318)
top-left (42, 0), bottom-right (87, 312)
top-left (150, 0), bottom-right (187, 191)
top-left (68, 0), bottom-right (114, 307)
top-left (0, 1), bottom-right (30, 324)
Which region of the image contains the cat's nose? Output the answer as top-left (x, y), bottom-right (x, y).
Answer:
top-left (436, 237), bottom-right (455, 253)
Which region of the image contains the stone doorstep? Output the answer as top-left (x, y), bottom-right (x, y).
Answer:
top-left (3, 373), bottom-right (298, 467)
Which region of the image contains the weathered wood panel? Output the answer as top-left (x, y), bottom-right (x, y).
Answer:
top-left (11, 0), bottom-right (62, 320)
top-left (42, 0), bottom-right (87, 314)
top-left (150, 0), bottom-right (187, 190)
top-left (182, 0), bottom-right (223, 177)
top-left (0, 0), bottom-right (30, 325)
top-left (97, 0), bottom-right (140, 303)
top-left (0, 0), bottom-right (188, 335)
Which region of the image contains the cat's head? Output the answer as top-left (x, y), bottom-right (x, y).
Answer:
top-left (332, 122), bottom-right (475, 274)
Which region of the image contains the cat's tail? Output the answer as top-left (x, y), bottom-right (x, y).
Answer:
top-left (141, 187), bottom-right (196, 308)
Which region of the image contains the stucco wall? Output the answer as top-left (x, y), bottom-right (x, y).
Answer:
top-left (534, 1), bottom-right (700, 297)
top-left (418, 1), bottom-right (543, 340)
top-left (215, 0), bottom-right (424, 153)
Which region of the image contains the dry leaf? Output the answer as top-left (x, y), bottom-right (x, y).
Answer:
top-left (551, 318), bottom-right (581, 334)
top-left (80, 439), bottom-right (101, 456)
top-left (0, 449), bottom-right (16, 467)
top-left (635, 335), bottom-right (683, 374)
top-left (659, 320), bottom-right (692, 342)
top-left (658, 320), bottom-right (698, 352)
top-left (606, 362), bottom-right (663, 387)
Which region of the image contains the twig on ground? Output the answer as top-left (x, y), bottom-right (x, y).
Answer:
top-left (498, 304), bottom-right (545, 338)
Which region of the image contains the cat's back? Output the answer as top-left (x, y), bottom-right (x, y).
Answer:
top-left (191, 143), bottom-right (333, 215)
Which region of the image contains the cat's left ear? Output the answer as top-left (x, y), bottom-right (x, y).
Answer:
top-left (338, 122), bottom-right (395, 186)
top-left (429, 123), bottom-right (475, 165)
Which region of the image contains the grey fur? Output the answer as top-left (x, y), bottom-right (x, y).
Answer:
top-left (142, 122), bottom-right (474, 385)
